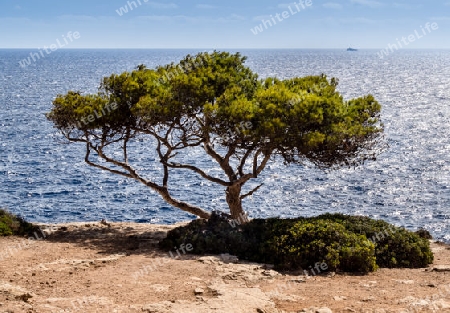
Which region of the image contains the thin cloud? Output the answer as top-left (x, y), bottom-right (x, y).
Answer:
top-left (137, 14), bottom-right (245, 23)
top-left (56, 15), bottom-right (98, 22)
top-left (323, 2), bottom-right (343, 9)
top-left (147, 2), bottom-right (178, 9)
top-left (339, 17), bottom-right (378, 24)
top-left (314, 16), bottom-right (383, 25)
top-left (278, 3), bottom-right (294, 9)
top-left (252, 15), bottom-right (271, 22)
top-left (430, 16), bottom-right (450, 21)
top-left (350, 0), bottom-right (383, 8)
top-left (277, 2), bottom-right (312, 9)
top-left (196, 4), bottom-right (216, 9)
top-left (392, 2), bottom-right (422, 9)
top-left (218, 14), bottom-right (245, 22)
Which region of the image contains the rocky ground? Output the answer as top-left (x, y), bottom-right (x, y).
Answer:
top-left (0, 221), bottom-right (450, 313)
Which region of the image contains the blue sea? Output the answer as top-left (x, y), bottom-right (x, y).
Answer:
top-left (0, 49), bottom-right (449, 241)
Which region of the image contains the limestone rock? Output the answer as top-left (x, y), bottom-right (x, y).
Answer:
top-left (194, 288), bottom-right (204, 295)
top-left (220, 253), bottom-right (239, 263)
top-left (432, 265), bottom-right (450, 272)
top-left (300, 307), bottom-right (333, 313)
top-left (334, 295), bottom-right (347, 301)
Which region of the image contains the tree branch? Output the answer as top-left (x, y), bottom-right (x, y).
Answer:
top-left (238, 148), bottom-right (254, 177)
top-left (240, 183), bottom-right (264, 200)
top-left (166, 162), bottom-right (231, 186)
top-left (87, 141), bottom-right (211, 219)
top-left (84, 143), bottom-right (133, 179)
top-left (255, 152), bottom-right (272, 176)
top-left (204, 142), bottom-right (237, 181)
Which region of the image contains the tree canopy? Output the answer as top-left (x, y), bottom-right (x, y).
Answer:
top-left (47, 51), bottom-right (383, 220)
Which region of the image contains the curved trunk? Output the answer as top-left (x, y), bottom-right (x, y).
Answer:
top-left (158, 187), bottom-right (211, 219)
top-left (226, 184), bottom-right (246, 221)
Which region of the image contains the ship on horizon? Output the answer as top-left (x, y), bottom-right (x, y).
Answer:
top-left (347, 47), bottom-right (358, 51)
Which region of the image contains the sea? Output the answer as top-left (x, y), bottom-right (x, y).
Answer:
top-left (0, 49), bottom-right (449, 241)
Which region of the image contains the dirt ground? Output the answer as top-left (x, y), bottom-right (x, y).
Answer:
top-left (1, 221), bottom-right (450, 313)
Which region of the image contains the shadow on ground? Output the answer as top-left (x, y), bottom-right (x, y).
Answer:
top-left (40, 222), bottom-right (179, 257)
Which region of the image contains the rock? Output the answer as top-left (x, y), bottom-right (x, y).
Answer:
top-left (197, 256), bottom-right (220, 265)
top-left (398, 296), bottom-right (417, 304)
top-left (220, 253), bottom-right (239, 263)
top-left (269, 293), bottom-right (304, 302)
top-left (289, 279), bottom-right (306, 283)
top-left (411, 299), bottom-right (430, 306)
top-left (316, 308), bottom-right (333, 313)
top-left (333, 295), bottom-right (347, 301)
top-left (343, 308), bottom-right (356, 312)
top-left (360, 280), bottom-right (377, 287)
top-left (434, 299), bottom-right (450, 309)
top-left (141, 302), bottom-right (172, 313)
top-left (299, 307), bottom-right (333, 313)
top-left (194, 288), bottom-right (204, 295)
top-left (207, 285), bottom-right (224, 297)
top-left (262, 270), bottom-right (279, 278)
top-left (256, 309), bottom-right (281, 313)
top-left (394, 279), bottom-right (414, 284)
top-left (15, 293), bottom-right (33, 302)
top-left (362, 296), bottom-right (376, 302)
top-left (432, 265), bottom-right (450, 272)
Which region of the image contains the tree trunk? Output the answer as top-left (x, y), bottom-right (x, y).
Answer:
top-left (226, 183), bottom-right (246, 221)
top-left (158, 187), bottom-right (211, 219)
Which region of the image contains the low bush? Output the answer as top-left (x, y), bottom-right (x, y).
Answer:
top-left (0, 208), bottom-right (38, 236)
top-left (272, 220), bottom-right (377, 272)
top-left (159, 212), bottom-right (433, 273)
top-left (309, 214), bottom-right (434, 268)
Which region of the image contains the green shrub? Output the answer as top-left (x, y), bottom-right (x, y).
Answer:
top-left (0, 208), bottom-right (38, 236)
top-left (272, 220), bottom-right (377, 272)
top-left (309, 214), bottom-right (434, 268)
top-left (159, 212), bottom-right (434, 273)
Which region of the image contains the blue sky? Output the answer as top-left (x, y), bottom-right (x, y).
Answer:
top-left (0, 0), bottom-right (449, 48)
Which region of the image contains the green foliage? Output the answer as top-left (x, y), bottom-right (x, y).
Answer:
top-left (159, 213), bottom-right (433, 273)
top-left (48, 51), bottom-right (383, 168)
top-left (308, 213), bottom-right (434, 268)
top-left (0, 208), bottom-right (38, 237)
top-left (272, 220), bottom-right (377, 272)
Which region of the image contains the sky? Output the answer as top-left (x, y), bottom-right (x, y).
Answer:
top-left (0, 0), bottom-right (449, 49)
